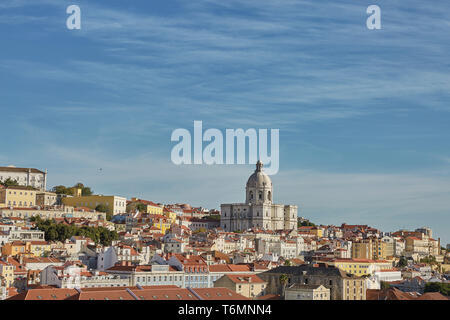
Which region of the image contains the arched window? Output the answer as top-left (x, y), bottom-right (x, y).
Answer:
top-left (250, 191), bottom-right (254, 200)
top-left (259, 192), bottom-right (262, 200)
top-left (268, 191), bottom-right (272, 201)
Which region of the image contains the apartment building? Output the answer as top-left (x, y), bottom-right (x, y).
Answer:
top-left (285, 284), bottom-right (330, 300)
top-left (0, 186), bottom-right (37, 208)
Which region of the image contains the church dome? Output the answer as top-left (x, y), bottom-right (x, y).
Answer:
top-left (246, 161), bottom-right (272, 188)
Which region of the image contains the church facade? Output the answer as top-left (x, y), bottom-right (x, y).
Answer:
top-left (220, 161), bottom-right (298, 232)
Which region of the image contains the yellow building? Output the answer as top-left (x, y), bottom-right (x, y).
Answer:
top-left (1, 241), bottom-right (50, 258)
top-left (62, 195), bottom-right (127, 215)
top-left (324, 258), bottom-right (392, 276)
top-left (342, 276), bottom-right (366, 300)
top-left (163, 208), bottom-right (177, 224)
top-left (0, 186), bottom-right (37, 208)
top-left (149, 215), bottom-right (172, 235)
top-left (28, 241), bottom-right (51, 257)
top-left (153, 220), bottom-right (172, 235)
top-left (373, 240), bottom-right (388, 260)
top-left (0, 260), bottom-right (14, 288)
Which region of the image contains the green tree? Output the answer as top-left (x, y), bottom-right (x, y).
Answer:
top-left (136, 203), bottom-right (147, 212)
top-left (284, 259), bottom-right (292, 266)
top-left (32, 216), bottom-right (118, 246)
top-left (95, 204), bottom-right (109, 213)
top-left (81, 186), bottom-right (93, 196)
top-left (52, 183), bottom-right (93, 196)
top-left (46, 226), bottom-right (59, 241)
top-left (52, 185), bottom-right (71, 195)
top-left (380, 281), bottom-right (391, 290)
top-left (298, 220), bottom-right (315, 227)
top-left (96, 203), bottom-right (112, 221)
top-left (420, 255), bottom-right (437, 265)
top-left (397, 256), bottom-right (408, 268)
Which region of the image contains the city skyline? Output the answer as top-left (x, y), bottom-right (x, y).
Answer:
top-left (1, 1), bottom-right (449, 244)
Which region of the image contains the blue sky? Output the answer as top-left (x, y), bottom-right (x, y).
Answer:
top-left (0, 0), bottom-right (449, 244)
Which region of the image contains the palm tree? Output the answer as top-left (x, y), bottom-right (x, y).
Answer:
top-left (279, 274), bottom-right (289, 298)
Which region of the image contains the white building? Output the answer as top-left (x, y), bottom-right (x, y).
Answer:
top-left (285, 284), bottom-right (330, 300)
top-left (220, 161), bottom-right (297, 232)
top-left (366, 269), bottom-right (403, 289)
top-left (97, 247), bottom-right (119, 271)
top-left (9, 229), bottom-right (45, 242)
top-left (41, 264), bottom-right (129, 288)
top-left (163, 234), bottom-right (186, 254)
top-left (0, 285), bottom-right (6, 300)
top-left (374, 269), bottom-right (403, 283)
top-left (0, 166), bottom-right (47, 191)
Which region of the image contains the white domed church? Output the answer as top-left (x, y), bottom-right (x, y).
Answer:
top-left (220, 161), bottom-right (298, 232)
